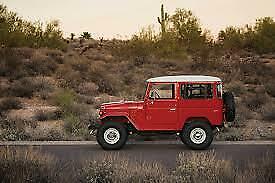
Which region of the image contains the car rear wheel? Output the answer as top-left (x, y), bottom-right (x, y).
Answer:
top-left (96, 122), bottom-right (128, 150)
top-left (181, 121), bottom-right (213, 150)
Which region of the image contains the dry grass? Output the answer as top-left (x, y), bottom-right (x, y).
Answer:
top-left (80, 154), bottom-right (168, 183)
top-left (0, 147), bottom-right (62, 183)
top-left (0, 148), bottom-right (274, 183)
top-left (174, 151), bottom-right (234, 183)
top-left (235, 152), bottom-right (275, 183)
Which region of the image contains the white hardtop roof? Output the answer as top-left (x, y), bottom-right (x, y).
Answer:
top-left (146, 75), bottom-right (222, 82)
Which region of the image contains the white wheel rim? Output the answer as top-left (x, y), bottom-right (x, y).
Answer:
top-left (103, 128), bottom-right (120, 144)
top-left (190, 128), bottom-right (206, 144)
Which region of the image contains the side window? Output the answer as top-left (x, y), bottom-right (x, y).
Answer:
top-left (217, 83), bottom-right (222, 98)
top-left (181, 84), bottom-right (213, 99)
top-left (149, 84), bottom-right (175, 99)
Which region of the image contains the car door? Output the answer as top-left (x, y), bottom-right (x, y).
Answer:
top-left (145, 83), bottom-right (178, 130)
top-left (178, 83), bottom-right (218, 127)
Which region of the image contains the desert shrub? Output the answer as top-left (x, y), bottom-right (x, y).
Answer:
top-left (46, 49), bottom-right (64, 64)
top-left (0, 148), bottom-right (64, 183)
top-left (25, 55), bottom-right (58, 76)
top-left (265, 82), bottom-right (275, 97)
top-left (32, 77), bottom-right (54, 99)
top-left (32, 128), bottom-right (64, 141)
top-left (34, 110), bottom-right (59, 121)
top-left (173, 151), bottom-right (234, 183)
top-left (215, 127), bottom-right (243, 141)
top-left (226, 81), bottom-right (245, 96)
top-left (262, 103), bottom-right (275, 121)
top-left (76, 94), bottom-right (95, 105)
top-left (9, 77), bottom-right (38, 98)
top-left (89, 72), bottom-right (121, 95)
top-left (0, 118), bottom-right (31, 141)
top-left (56, 65), bottom-right (83, 88)
top-left (243, 93), bottom-right (267, 110)
top-left (235, 103), bottom-right (253, 123)
top-left (77, 82), bottom-right (98, 95)
top-left (0, 97), bottom-right (22, 113)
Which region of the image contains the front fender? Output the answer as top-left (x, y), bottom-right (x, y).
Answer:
top-left (100, 112), bottom-right (141, 130)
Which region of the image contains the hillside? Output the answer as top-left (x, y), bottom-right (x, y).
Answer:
top-left (0, 38), bottom-right (274, 141)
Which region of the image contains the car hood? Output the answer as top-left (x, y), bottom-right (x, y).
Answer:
top-left (101, 101), bottom-right (144, 110)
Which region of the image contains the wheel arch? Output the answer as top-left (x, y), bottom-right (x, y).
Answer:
top-left (100, 115), bottom-right (138, 132)
top-left (182, 117), bottom-right (213, 129)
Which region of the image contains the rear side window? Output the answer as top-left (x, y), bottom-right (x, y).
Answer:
top-left (181, 84), bottom-right (213, 99)
top-left (149, 84), bottom-right (175, 99)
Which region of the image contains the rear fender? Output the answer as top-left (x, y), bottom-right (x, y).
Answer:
top-left (182, 117), bottom-right (212, 129)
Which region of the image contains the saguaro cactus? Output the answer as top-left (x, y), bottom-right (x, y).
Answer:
top-left (157, 4), bottom-right (168, 35)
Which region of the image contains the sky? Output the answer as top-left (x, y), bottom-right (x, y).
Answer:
top-left (1, 0), bottom-right (275, 39)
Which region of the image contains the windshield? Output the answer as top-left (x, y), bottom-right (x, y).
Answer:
top-left (143, 82), bottom-right (149, 100)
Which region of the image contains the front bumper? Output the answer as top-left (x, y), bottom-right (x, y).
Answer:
top-left (88, 122), bottom-right (101, 135)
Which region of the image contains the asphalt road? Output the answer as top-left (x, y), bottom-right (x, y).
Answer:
top-left (1, 141), bottom-right (274, 169)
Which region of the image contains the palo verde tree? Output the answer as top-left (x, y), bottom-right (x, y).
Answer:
top-left (169, 9), bottom-right (209, 53)
top-left (253, 17), bottom-right (275, 53)
top-left (218, 26), bottom-right (243, 51)
top-left (0, 4), bottom-right (66, 49)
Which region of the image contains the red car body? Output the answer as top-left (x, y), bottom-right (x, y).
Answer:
top-left (92, 75), bottom-right (235, 150)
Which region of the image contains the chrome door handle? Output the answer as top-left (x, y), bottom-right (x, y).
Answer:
top-left (170, 108), bottom-right (176, 111)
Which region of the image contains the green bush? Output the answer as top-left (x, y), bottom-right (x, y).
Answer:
top-left (53, 89), bottom-right (75, 113)
top-left (63, 113), bottom-right (81, 134)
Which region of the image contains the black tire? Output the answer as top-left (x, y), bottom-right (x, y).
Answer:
top-left (96, 122), bottom-right (128, 150)
top-left (181, 121), bottom-right (213, 150)
top-left (223, 92), bottom-right (236, 122)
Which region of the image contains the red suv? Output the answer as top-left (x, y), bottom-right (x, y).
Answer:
top-left (89, 75), bottom-right (235, 150)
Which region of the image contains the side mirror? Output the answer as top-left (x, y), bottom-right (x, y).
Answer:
top-left (149, 90), bottom-right (156, 100)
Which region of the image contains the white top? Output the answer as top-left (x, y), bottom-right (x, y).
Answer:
top-left (146, 75), bottom-right (222, 82)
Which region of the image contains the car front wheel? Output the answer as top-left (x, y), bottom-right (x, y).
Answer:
top-left (96, 122), bottom-right (128, 150)
top-left (181, 121), bottom-right (213, 150)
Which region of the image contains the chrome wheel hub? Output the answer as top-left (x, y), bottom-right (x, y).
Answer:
top-left (190, 128), bottom-right (206, 144)
top-left (104, 128), bottom-right (120, 144)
